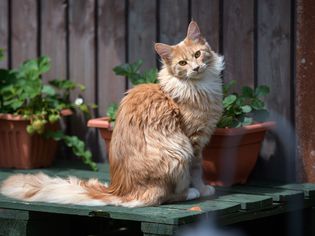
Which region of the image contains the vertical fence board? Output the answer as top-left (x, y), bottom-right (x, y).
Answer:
top-left (97, 0), bottom-right (126, 160)
top-left (0, 0), bottom-right (8, 67)
top-left (128, 0), bottom-right (156, 71)
top-left (251, 0), bottom-right (294, 182)
top-left (191, 0), bottom-right (220, 53)
top-left (41, 0), bottom-right (67, 82)
top-left (223, 0), bottom-right (254, 87)
top-left (68, 0), bottom-right (96, 158)
top-left (159, 0), bottom-right (189, 45)
top-left (11, 0), bottom-right (37, 68)
top-left (97, 0), bottom-right (126, 116)
top-left (257, 0), bottom-right (292, 121)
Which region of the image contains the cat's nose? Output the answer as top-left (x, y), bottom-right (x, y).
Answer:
top-left (193, 66), bottom-right (200, 72)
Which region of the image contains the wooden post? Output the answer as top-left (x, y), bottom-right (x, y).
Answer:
top-left (296, 0), bottom-right (315, 182)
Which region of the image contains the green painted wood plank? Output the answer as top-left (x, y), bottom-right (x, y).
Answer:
top-left (216, 193), bottom-right (273, 211)
top-left (0, 209), bottom-right (29, 220)
top-left (219, 198), bottom-right (315, 225)
top-left (249, 182), bottom-right (315, 199)
top-left (141, 222), bottom-right (178, 235)
top-left (160, 199), bottom-right (241, 216)
top-left (217, 185), bottom-right (304, 202)
top-left (0, 195), bottom-right (204, 225)
top-left (94, 206), bottom-right (203, 225)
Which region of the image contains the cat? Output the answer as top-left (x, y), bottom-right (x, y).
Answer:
top-left (0, 21), bottom-right (224, 207)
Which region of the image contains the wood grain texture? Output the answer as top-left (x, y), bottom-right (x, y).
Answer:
top-left (257, 0), bottom-right (291, 121)
top-left (97, 0), bottom-right (126, 160)
top-left (41, 0), bottom-right (67, 82)
top-left (128, 0), bottom-right (156, 70)
top-left (97, 0), bottom-right (126, 116)
top-left (159, 0), bottom-right (189, 45)
top-left (11, 0), bottom-right (37, 67)
top-left (0, 0), bottom-right (8, 68)
top-left (223, 0), bottom-right (254, 87)
top-left (191, 0), bottom-right (220, 52)
top-left (251, 0), bottom-right (295, 183)
top-left (68, 0), bottom-right (96, 156)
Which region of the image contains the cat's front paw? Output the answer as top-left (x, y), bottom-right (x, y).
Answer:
top-left (186, 188), bottom-right (200, 200)
top-left (200, 185), bottom-right (215, 197)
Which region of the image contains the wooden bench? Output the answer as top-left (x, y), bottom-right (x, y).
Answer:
top-left (0, 162), bottom-right (315, 236)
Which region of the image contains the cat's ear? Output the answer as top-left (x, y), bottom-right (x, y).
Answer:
top-left (186, 21), bottom-right (202, 41)
top-left (154, 43), bottom-right (172, 62)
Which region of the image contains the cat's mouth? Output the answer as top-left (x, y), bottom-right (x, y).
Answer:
top-left (187, 67), bottom-right (207, 80)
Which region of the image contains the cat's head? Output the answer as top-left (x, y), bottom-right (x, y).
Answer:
top-left (155, 21), bottom-right (220, 81)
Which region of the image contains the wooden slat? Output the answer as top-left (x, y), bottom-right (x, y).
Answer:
top-left (142, 222), bottom-right (178, 236)
top-left (97, 0), bottom-right (126, 116)
top-left (0, 0), bottom-right (8, 68)
top-left (159, 0), bottom-right (189, 45)
top-left (223, 0), bottom-right (254, 87)
top-left (257, 0), bottom-right (292, 121)
top-left (191, 0), bottom-right (220, 52)
top-left (11, 0), bottom-right (37, 67)
top-left (217, 185), bottom-right (304, 202)
top-left (253, 0), bottom-right (294, 182)
top-left (128, 0), bottom-right (157, 70)
top-left (41, 0), bottom-right (67, 82)
top-left (217, 193), bottom-right (273, 211)
top-left (68, 0), bottom-right (96, 156)
top-left (160, 199), bottom-right (240, 215)
top-left (250, 182), bottom-right (315, 199)
top-left (97, 0), bottom-right (126, 159)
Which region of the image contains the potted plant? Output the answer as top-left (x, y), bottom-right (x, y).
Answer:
top-left (0, 49), bottom-right (97, 170)
top-left (87, 61), bottom-right (274, 185)
top-left (202, 80), bottom-right (275, 186)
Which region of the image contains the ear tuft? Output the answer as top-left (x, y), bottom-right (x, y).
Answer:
top-left (154, 43), bottom-right (172, 61)
top-left (186, 21), bottom-right (201, 41)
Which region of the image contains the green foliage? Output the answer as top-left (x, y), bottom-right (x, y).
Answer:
top-left (113, 59), bottom-right (158, 85)
top-left (0, 49), bottom-right (4, 61)
top-left (106, 103), bottom-right (118, 126)
top-left (0, 54), bottom-right (97, 170)
top-left (217, 80), bottom-right (270, 128)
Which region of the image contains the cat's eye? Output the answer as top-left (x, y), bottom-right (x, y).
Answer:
top-left (178, 60), bottom-right (187, 66)
top-left (195, 50), bottom-right (201, 58)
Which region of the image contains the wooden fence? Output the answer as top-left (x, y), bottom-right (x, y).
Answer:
top-left (0, 0), bottom-right (296, 181)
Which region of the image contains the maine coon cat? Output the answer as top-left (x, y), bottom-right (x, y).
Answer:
top-left (0, 21), bottom-right (224, 207)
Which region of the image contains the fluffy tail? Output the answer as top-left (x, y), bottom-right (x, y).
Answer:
top-left (0, 173), bottom-right (143, 207)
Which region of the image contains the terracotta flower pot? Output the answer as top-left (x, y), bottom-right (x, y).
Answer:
top-left (202, 122), bottom-right (275, 186)
top-left (0, 109), bottom-right (72, 169)
top-left (88, 117), bottom-right (275, 186)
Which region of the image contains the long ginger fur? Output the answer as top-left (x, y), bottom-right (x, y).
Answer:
top-left (1, 21), bottom-right (224, 207)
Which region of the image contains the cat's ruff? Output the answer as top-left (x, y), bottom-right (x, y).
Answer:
top-left (0, 21), bottom-right (223, 207)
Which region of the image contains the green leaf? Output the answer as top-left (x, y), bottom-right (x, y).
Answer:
top-left (255, 85), bottom-right (270, 97)
top-left (252, 99), bottom-right (265, 110)
top-left (241, 105), bottom-right (252, 113)
top-left (42, 85), bottom-right (56, 96)
top-left (223, 80), bottom-right (236, 94)
top-left (38, 56), bottom-right (51, 74)
top-left (0, 48), bottom-right (4, 61)
top-left (223, 95), bottom-right (237, 108)
top-left (106, 103), bottom-right (118, 121)
top-left (143, 68), bottom-right (158, 83)
top-left (241, 86), bottom-right (254, 97)
top-left (217, 116), bottom-right (234, 128)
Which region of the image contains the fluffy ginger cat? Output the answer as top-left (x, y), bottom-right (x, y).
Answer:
top-left (0, 21), bottom-right (224, 207)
